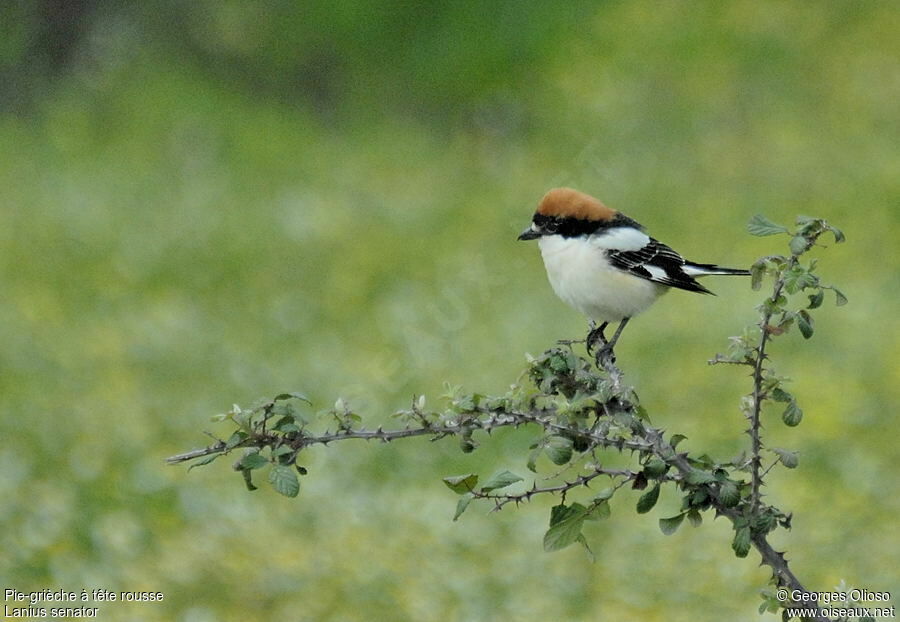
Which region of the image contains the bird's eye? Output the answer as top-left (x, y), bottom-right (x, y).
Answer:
top-left (544, 219), bottom-right (559, 233)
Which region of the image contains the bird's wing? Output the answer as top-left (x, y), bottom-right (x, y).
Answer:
top-left (606, 238), bottom-right (713, 294)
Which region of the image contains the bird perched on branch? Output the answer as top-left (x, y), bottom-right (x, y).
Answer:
top-left (518, 188), bottom-right (749, 355)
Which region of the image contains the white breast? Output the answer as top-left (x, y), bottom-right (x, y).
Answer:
top-left (537, 235), bottom-right (665, 323)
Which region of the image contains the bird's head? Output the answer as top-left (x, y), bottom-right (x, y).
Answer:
top-left (518, 187), bottom-right (618, 241)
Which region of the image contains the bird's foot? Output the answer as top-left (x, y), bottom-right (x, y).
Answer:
top-left (588, 318), bottom-right (631, 370)
top-left (586, 321), bottom-right (609, 355)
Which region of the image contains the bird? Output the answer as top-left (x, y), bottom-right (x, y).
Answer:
top-left (518, 187), bottom-right (749, 355)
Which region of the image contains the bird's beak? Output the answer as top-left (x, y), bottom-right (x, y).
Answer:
top-left (518, 227), bottom-right (541, 241)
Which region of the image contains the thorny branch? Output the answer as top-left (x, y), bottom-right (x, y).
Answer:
top-left (749, 260), bottom-right (789, 514)
top-left (168, 215), bottom-right (846, 622)
top-left (166, 362), bottom-right (829, 620)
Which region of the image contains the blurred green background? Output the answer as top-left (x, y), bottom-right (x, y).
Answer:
top-left (2, 1), bottom-right (898, 620)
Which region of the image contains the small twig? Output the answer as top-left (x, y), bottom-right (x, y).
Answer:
top-left (750, 263), bottom-right (789, 514)
top-left (473, 468), bottom-right (623, 511)
top-left (707, 354), bottom-right (753, 366)
top-left (166, 442), bottom-right (229, 464)
top-left (760, 456), bottom-right (783, 480)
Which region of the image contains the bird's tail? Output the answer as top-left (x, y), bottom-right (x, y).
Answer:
top-left (683, 262), bottom-right (751, 277)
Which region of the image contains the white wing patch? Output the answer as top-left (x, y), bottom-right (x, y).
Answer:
top-left (589, 227), bottom-right (650, 251)
top-left (643, 265), bottom-right (668, 282)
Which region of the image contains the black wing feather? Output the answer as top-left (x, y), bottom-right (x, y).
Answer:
top-left (606, 238), bottom-right (713, 294)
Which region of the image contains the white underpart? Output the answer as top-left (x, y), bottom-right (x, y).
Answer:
top-left (538, 233), bottom-right (665, 323)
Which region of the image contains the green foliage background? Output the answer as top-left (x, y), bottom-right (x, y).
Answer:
top-left (2, 2), bottom-right (898, 620)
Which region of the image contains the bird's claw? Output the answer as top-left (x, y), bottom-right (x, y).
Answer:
top-left (585, 321), bottom-right (609, 354)
top-left (586, 319), bottom-right (626, 367)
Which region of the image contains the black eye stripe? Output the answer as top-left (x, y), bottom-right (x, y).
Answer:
top-left (533, 213), bottom-right (556, 228)
top-left (532, 213), bottom-right (644, 237)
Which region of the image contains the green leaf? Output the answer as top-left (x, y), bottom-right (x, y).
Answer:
top-left (576, 534), bottom-right (595, 562)
top-left (636, 484), bottom-right (660, 514)
top-left (759, 590), bottom-right (780, 614)
top-left (526, 445), bottom-right (542, 473)
top-left (669, 433), bottom-right (687, 449)
top-left (686, 509), bottom-right (703, 527)
top-left (643, 458), bottom-right (668, 478)
top-left (549, 502), bottom-right (578, 526)
top-left (830, 226), bottom-right (846, 243)
top-left (584, 500), bottom-right (611, 521)
top-left (764, 294), bottom-right (788, 315)
top-left (275, 392), bottom-right (311, 403)
top-left (271, 445), bottom-right (294, 457)
top-left (453, 493), bottom-right (473, 521)
top-left (748, 214), bottom-right (789, 237)
top-left (750, 259), bottom-right (766, 291)
top-left (543, 503), bottom-right (588, 552)
top-left (225, 431), bottom-right (248, 450)
top-left (187, 453), bottom-right (221, 470)
top-left (239, 452), bottom-right (269, 470)
top-left (273, 419), bottom-right (301, 434)
top-left (771, 448), bottom-right (799, 469)
top-left (807, 290), bottom-right (825, 309)
top-left (685, 470), bottom-right (716, 485)
top-left (442, 473), bottom-right (479, 494)
top-left (718, 480), bottom-right (740, 507)
top-left (834, 288), bottom-right (848, 306)
top-left (783, 267), bottom-right (818, 294)
top-left (782, 400), bottom-right (803, 426)
top-left (659, 513), bottom-right (685, 535)
top-left (459, 431), bottom-right (478, 453)
top-left (269, 465), bottom-right (300, 497)
top-left (789, 235), bottom-right (809, 255)
top-left (797, 310), bottom-right (814, 339)
top-left (771, 387), bottom-right (793, 403)
top-left (687, 488), bottom-right (709, 507)
top-left (481, 470), bottom-right (523, 492)
top-left (545, 436), bottom-right (574, 466)
top-left (634, 404), bottom-right (651, 422)
top-left (732, 526), bottom-right (751, 558)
